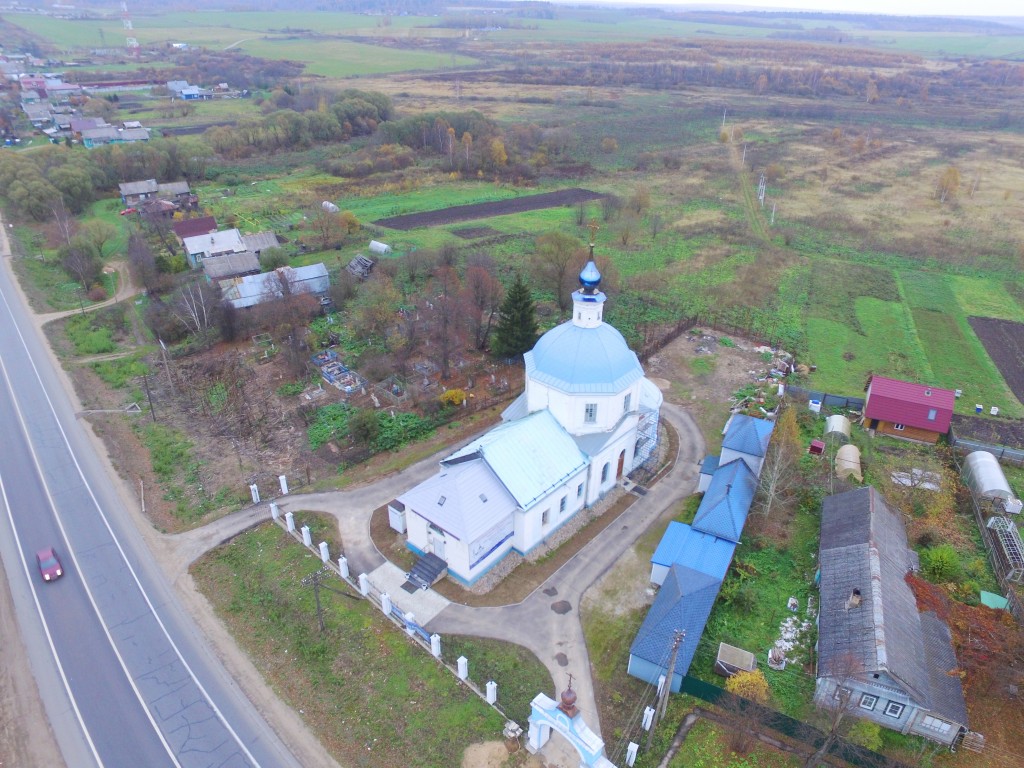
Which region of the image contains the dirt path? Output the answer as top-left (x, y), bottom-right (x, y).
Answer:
top-left (728, 141), bottom-right (771, 243)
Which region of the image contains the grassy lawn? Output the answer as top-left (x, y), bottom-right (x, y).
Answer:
top-left (899, 270), bottom-right (1023, 417)
top-left (191, 513), bottom-right (550, 767)
top-left (664, 717), bottom-right (801, 768)
top-left (806, 297), bottom-right (932, 396)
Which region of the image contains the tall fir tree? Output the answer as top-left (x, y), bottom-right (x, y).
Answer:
top-left (491, 273), bottom-right (538, 358)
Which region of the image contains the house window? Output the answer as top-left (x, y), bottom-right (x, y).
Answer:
top-left (577, 483), bottom-right (584, 498)
top-left (920, 716), bottom-right (951, 734)
top-left (541, 509), bottom-right (549, 526)
top-left (884, 702), bottom-right (905, 718)
top-left (859, 694), bottom-right (878, 711)
top-left (893, 423), bottom-right (906, 431)
top-left (927, 408), bottom-right (937, 421)
top-left (585, 403), bottom-right (597, 423)
top-left (559, 496), bottom-right (567, 514)
top-left (623, 393), bottom-right (631, 413)
top-left (601, 463), bottom-right (610, 483)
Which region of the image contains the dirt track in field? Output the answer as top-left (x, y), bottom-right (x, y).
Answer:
top-left (373, 187), bottom-right (604, 230)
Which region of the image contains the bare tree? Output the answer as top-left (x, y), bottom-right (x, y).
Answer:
top-left (531, 231), bottom-right (583, 318)
top-left (309, 206), bottom-right (342, 250)
top-left (463, 263), bottom-right (504, 350)
top-left (60, 238), bottom-right (102, 291)
top-left (50, 197), bottom-right (75, 247)
top-left (805, 654), bottom-right (864, 768)
top-left (127, 232), bottom-right (161, 293)
top-left (425, 265), bottom-right (464, 380)
top-left (756, 405), bottom-right (801, 518)
top-left (169, 279), bottom-right (218, 341)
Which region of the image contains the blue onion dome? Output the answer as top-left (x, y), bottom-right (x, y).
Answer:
top-left (579, 260), bottom-right (602, 293)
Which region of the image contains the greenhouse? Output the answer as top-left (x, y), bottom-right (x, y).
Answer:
top-left (961, 451), bottom-right (1013, 501)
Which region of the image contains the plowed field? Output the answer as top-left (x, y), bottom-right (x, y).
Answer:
top-left (968, 316), bottom-right (1024, 403)
top-left (373, 187), bottom-right (604, 230)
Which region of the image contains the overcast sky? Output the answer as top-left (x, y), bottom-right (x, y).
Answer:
top-left (606, 1), bottom-right (1022, 17)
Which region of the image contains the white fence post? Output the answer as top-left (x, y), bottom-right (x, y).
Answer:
top-left (249, 483), bottom-right (260, 504)
top-left (404, 612), bottom-right (416, 636)
top-left (338, 556), bottom-right (349, 579)
top-left (301, 525), bottom-right (312, 547)
top-left (486, 680), bottom-right (497, 704)
top-left (430, 634), bottom-right (441, 658)
top-left (457, 656), bottom-right (468, 680)
top-left (358, 573), bottom-right (369, 596)
top-left (278, 474), bottom-right (289, 495)
top-left (270, 501), bottom-right (279, 520)
top-left (626, 742), bottom-right (639, 766)
top-left (318, 541), bottom-right (330, 563)
top-left (381, 592), bottom-right (392, 615)
top-left (285, 511), bottom-right (295, 532)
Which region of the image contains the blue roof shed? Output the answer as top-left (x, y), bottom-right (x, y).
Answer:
top-left (628, 563), bottom-right (724, 692)
top-left (692, 459), bottom-right (756, 542)
top-left (650, 522), bottom-right (735, 586)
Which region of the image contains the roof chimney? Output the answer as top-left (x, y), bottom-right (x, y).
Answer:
top-left (846, 588), bottom-right (862, 610)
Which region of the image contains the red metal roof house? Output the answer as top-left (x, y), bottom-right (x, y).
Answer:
top-left (864, 376), bottom-right (955, 444)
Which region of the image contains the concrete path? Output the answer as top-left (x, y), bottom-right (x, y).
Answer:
top-left (162, 402), bottom-right (704, 767)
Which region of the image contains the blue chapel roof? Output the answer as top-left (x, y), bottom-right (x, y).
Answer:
top-left (692, 459), bottom-right (757, 542)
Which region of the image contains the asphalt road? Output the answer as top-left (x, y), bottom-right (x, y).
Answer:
top-left (0, 236), bottom-right (303, 767)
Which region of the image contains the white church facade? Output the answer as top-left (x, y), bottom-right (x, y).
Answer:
top-left (392, 256), bottom-right (663, 585)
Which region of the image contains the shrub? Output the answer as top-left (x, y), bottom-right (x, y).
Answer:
top-left (87, 284), bottom-right (109, 302)
top-left (349, 409), bottom-right (380, 447)
top-left (921, 544), bottom-right (961, 583)
top-left (439, 388), bottom-right (467, 408)
top-left (847, 720), bottom-right (883, 751)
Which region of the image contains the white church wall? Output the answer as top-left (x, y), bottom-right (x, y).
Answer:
top-left (526, 380), bottom-right (641, 436)
top-left (513, 468), bottom-right (589, 554)
top-left (585, 417), bottom-right (640, 505)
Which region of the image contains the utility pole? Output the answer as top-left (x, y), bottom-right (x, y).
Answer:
top-left (301, 564), bottom-right (359, 633)
top-left (142, 372), bottom-right (156, 422)
top-left (647, 630), bottom-right (684, 750)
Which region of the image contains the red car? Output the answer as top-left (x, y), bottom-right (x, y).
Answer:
top-left (119, 207), bottom-right (137, 216)
top-left (36, 547), bottom-right (64, 582)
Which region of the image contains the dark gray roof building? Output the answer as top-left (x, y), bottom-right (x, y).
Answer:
top-left (815, 487), bottom-right (968, 746)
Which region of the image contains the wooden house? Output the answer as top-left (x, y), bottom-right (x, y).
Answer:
top-left (863, 376), bottom-right (954, 444)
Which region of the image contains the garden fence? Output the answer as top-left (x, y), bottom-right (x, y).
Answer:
top-left (949, 432), bottom-right (1024, 467)
top-left (783, 384), bottom-right (865, 411)
top-left (270, 510), bottom-right (512, 724)
top-left (680, 676), bottom-right (914, 768)
top-left (949, 451), bottom-right (1024, 621)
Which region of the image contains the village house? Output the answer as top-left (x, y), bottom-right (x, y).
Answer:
top-left (182, 229), bottom-right (247, 267)
top-left (171, 216), bottom-right (218, 244)
top-left (390, 256), bottom-right (664, 586)
top-left (863, 375), bottom-right (954, 444)
top-left (815, 486), bottom-right (968, 747)
top-left (218, 263), bottom-right (330, 309)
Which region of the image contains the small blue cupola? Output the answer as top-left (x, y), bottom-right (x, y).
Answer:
top-left (571, 245), bottom-right (607, 327)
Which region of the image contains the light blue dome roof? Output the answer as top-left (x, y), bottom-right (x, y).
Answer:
top-left (525, 320), bottom-right (644, 394)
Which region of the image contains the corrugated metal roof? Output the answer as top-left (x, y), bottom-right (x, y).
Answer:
top-left (692, 459), bottom-right (756, 542)
top-left (525, 321), bottom-right (643, 394)
top-left (444, 409), bottom-right (589, 510)
top-left (865, 376), bottom-right (954, 433)
top-left (651, 522), bottom-right (735, 580)
top-left (184, 228), bottom-right (245, 258)
top-left (722, 414), bottom-right (774, 458)
top-left (158, 180), bottom-right (191, 196)
top-left (398, 459), bottom-right (517, 542)
top-left (220, 263), bottom-right (329, 309)
top-left (919, 612), bottom-right (968, 726)
top-left (699, 455), bottom-right (720, 476)
top-left (201, 252), bottom-right (260, 280)
top-left (242, 230), bottom-right (280, 253)
top-left (500, 393), bottom-right (528, 423)
top-left (818, 488), bottom-right (935, 707)
top-left (629, 563), bottom-right (723, 678)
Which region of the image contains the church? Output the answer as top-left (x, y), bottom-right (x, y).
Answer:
top-left (390, 254), bottom-right (664, 585)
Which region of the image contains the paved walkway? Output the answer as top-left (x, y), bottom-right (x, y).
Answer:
top-left (163, 401), bottom-right (704, 767)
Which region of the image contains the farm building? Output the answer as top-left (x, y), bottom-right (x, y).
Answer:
top-left (395, 257), bottom-right (663, 585)
top-left (183, 229), bottom-right (246, 267)
top-left (219, 263), bottom-right (330, 310)
top-left (629, 414), bottom-right (774, 690)
top-left (815, 487), bottom-right (969, 747)
top-left (201, 252), bottom-right (260, 281)
top-left (241, 231), bottom-right (280, 256)
top-left (863, 376), bottom-right (954, 444)
top-left (961, 451), bottom-right (1014, 502)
